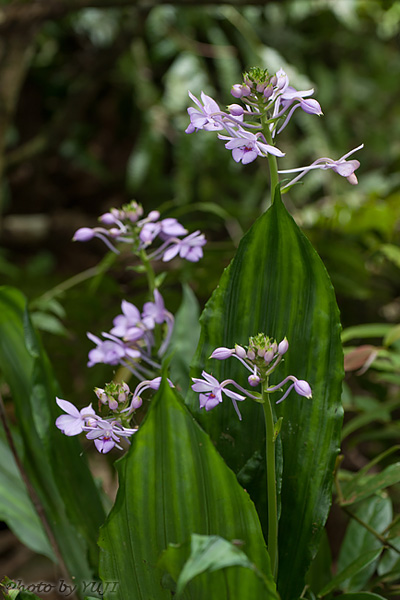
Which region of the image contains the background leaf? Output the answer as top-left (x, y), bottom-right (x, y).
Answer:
top-left (0, 426), bottom-right (53, 560)
top-left (98, 380), bottom-right (278, 600)
top-left (187, 189), bottom-right (344, 600)
top-left (337, 496), bottom-right (392, 591)
top-left (0, 286), bottom-right (106, 584)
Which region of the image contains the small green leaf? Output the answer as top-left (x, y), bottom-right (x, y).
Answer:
top-left (383, 323), bottom-right (400, 347)
top-left (317, 548), bottom-right (382, 597)
top-left (341, 463), bottom-right (400, 506)
top-left (161, 534), bottom-right (271, 597)
top-left (341, 324), bottom-right (392, 344)
top-left (333, 594), bottom-right (388, 600)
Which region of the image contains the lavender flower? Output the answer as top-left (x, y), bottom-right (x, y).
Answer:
top-left (161, 231), bottom-right (207, 262)
top-left (85, 420), bottom-right (138, 453)
top-left (191, 371), bottom-right (246, 419)
top-left (219, 129), bottom-right (285, 164)
top-left (185, 91), bottom-right (225, 133)
top-left (87, 332), bottom-right (141, 367)
top-left (55, 399), bottom-right (98, 436)
top-left (279, 144), bottom-right (363, 187)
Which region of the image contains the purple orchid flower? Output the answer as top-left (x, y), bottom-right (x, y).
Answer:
top-left (85, 420), bottom-right (138, 453)
top-left (110, 300), bottom-right (152, 341)
top-left (279, 144), bottom-right (364, 188)
top-left (219, 128), bottom-right (285, 164)
top-left (162, 231), bottom-right (206, 262)
top-left (142, 290), bottom-right (174, 355)
top-left (55, 399), bottom-right (98, 436)
top-left (139, 217), bottom-right (187, 246)
top-left (86, 332), bottom-right (141, 367)
top-left (185, 91), bottom-right (225, 133)
top-left (191, 371), bottom-right (247, 420)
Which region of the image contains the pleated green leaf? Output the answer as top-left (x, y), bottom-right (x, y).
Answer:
top-left (0, 426), bottom-right (53, 560)
top-left (0, 286), bottom-right (105, 583)
top-left (187, 189), bottom-right (344, 600)
top-left (98, 380), bottom-right (278, 600)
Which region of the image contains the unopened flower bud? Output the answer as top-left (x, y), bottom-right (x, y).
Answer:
top-left (109, 399), bottom-right (119, 411)
top-left (264, 349), bottom-right (274, 364)
top-left (278, 338), bottom-right (289, 355)
top-left (257, 348), bottom-right (265, 358)
top-left (228, 104), bottom-right (244, 116)
top-left (235, 344), bottom-right (246, 358)
top-left (263, 85), bottom-right (273, 99)
top-left (247, 349), bottom-right (255, 360)
top-left (210, 347), bottom-right (234, 360)
top-left (271, 342), bottom-right (278, 355)
top-left (294, 380), bottom-right (312, 399)
top-left (73, 227), bottom-right (95, 242)
top-left (231, 84), bottom-right (251, 98)
top-left (131, 396), bottom-right (143, 410)
top-left (148, 210), bottom-right (160, 222)
top-left (248, 373), bottom-right (260, 387)
top-left (100, 212), bottom-right (116, 225)
top-left (269, 75), bottom-right (277, 87)
top-left (94, 387), bottom-right (108, 404)
top-left (109, 227), bottom-right (121, 238)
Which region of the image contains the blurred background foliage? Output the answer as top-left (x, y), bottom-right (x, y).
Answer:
top-left (0, 0), bottom-right (400, 593)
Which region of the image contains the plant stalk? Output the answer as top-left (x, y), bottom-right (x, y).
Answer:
top-left (262, 383), bottom-right (278, 579)
top-left (262, 119), bottom-right (279, 208)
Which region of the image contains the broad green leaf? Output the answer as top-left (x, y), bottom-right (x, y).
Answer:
top-left (340, 463), bottom-right (400, 506)
top-left (337, 496), bottom-right (392, 591)
top-left (0, 286), bottom-right (106, 583)
top-left (98, 380), bottom-right (278, 600)
top-left (188, 189), bottom-right (344, 599)
top-left (317, 549), bottom-right (383, 597)
top-left (0, 426), bottom-right (53, 559)
top-left (160, 534), bottom-right (272, 597)
top-left (305, 529), bottom-right (332, 594)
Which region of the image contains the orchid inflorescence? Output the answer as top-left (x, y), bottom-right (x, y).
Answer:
top-left (73, 199), bottom-right (206, 262)
top-left (86, 290), bottom-right (173, 381)
top-left (186, 66), bottom-right (362, 186)
top-left (191, 334), bottom-right (312, 420)
top-left (56, 377), bottom-right (173, 453)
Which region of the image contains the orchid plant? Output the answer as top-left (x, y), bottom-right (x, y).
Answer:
top-left (1, 65), bottom-right (379, 600)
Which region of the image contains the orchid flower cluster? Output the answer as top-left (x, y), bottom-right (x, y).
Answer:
top-left (186, 67), bottom-right (362, 186)
top-left (86, 290), bottom-right (173, 381)
top-left (73, 199), bottom-right (206, 262)
top-left (192, 334), bottom-right (312, 421)
top-left (55, 377), bottom-right (173, 453)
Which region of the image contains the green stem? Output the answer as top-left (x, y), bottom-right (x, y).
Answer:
top-left (139, 249), bottom-right (156, 296)
top-left (262, 383), bottom-right (278, 579)
top-left (262, 118), bottom-right (279, 209)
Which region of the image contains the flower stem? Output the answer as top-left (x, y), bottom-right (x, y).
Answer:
top-left (262, 118), bottom-right (279, 208)
top-left (139, 248), bottom-right (156, 296)
top-left (262, 382), bottom-right (278, 579)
